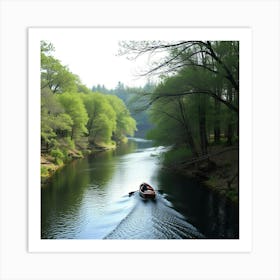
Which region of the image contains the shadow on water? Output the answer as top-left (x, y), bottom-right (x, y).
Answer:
top-left (157, 170), bottom-right (239, 239)
top-left (41, 138), bottom-right (238, 239)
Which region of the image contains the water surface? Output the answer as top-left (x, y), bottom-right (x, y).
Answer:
top-left (41, 138), bottom-right (238, 239)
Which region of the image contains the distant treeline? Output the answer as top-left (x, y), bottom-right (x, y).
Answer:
top-left (91, 82), bottom-right (155, 137)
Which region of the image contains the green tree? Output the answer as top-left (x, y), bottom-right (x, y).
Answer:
top-left (106, 95), bottom-right (137, 142)
top-left (121, 40), bottom-right (239, 154)
top-left (41, 41), bottom-right (79, 93)
top-left (147, 74), bottom-right (199, 157)
top-left (41, 88), bottom-right (73, 151)
top-left (40, 40), bottom-right (138, 173)
top-left (82, 92), bottom-right (116, 145)
top-left (56, 92), bottom-right (88, 140)
top-left (120, 40), bottom-right (239, 113)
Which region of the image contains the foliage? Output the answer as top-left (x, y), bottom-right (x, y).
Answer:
top-left (41, 42), bottom-right (79, 94)
top-left (40, 41), bottom-right (137, 173)
top-left (160, 146), bottom-right (192, 166)
top-left (56, 92), bottom-right (89, 140)
top-left (50, 148), bottom-right (65, 165)
top-left (41, 88), bottom-right (73, 148)
top-left (82, 92), bottom-right (116, 144)
top-left (92, 82), bottom-right (155, 138)
top-left (121, 40), bottom-right (239, 160)
top-left (41, 166), bottom-right (49, 177)
top-left (106, 95), bottom-right (137, 141)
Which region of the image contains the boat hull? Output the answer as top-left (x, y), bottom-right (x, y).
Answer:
top-left (139, 183), bottom-right (156, 200)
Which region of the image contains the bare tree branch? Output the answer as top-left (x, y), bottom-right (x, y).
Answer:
top-left (147, 90), bottom-right (238, 113)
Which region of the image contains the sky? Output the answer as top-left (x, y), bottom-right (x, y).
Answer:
top-left (46, 34), bottom-right (152, 90)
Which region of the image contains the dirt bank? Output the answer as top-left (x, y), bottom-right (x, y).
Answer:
top-left (41, 143), bottom-right (116, 182)
top-left (166, 145), bottom-right (239, 203)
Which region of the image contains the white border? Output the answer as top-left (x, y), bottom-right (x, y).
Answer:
top-left (28, 27), bottom-right (252, 253)
top-left (1, 1), bottom-right (279, 279)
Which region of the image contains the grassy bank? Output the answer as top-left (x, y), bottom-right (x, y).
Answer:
top-left (161, 145), bottom-right (239, 203)
top-left (41, 155), bottom-right (64, 181)
top-left (41, 141), bottom-right (117, 182)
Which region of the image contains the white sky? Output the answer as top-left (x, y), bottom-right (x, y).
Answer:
top-left (44, 31), bottom-right (152, 90)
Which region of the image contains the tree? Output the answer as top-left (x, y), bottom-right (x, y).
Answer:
top-left (82, 92), bottom-right (116, 145)
top-left (92, 82), bottom-right (153, 138)
top-left (106, 95), bottom-right (137, 141)
top-left (120, 40), bottom-right (239, 152)
top-left (119, 40), bottom-right (239, 113)
top-left (41, 41), bottom-right (79, 93)
top-left (147, 72), bottom-right (200, 157)
top-left (41, 88), bottom-right (73, 151)
top-left (56, 92), bottom-right (88, 140)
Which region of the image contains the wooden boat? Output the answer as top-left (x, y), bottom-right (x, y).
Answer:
top-left (139, 182), bottom-right (156, 199)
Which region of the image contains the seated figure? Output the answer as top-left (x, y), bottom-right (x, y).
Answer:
top-left (141, 183), bottom-right (148, 192)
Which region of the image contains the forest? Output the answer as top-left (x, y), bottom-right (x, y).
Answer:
top-left (119, 40), bottom-right (239, 200)
top-left (119, 41), bottom-right (238, 149)
top-left (40, 41), bottom-right (137, 178)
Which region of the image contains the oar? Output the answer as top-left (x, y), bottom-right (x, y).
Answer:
top-left (129, 189), bottom-right (161, 197)
top-left (128, 190), bottom-right (137, 196)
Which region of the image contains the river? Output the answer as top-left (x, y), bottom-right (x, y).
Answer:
top-left (41, 138), bottom-right (239, 239)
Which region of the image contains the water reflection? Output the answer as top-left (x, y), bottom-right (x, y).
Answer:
top-left (41, 138), bottom-right (238, 239)
top-left (157, 170), bottom-right (239, 238)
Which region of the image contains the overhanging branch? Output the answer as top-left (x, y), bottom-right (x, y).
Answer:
top-left (148, 90), bottom-right (238, 113)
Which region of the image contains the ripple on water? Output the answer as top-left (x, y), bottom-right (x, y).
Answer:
top-left (103, 192), bottom-right (205, 239)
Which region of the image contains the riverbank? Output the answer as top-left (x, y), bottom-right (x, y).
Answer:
top-left (41, 142), bottom-right (116, 182)
top-left (163, 145), bottom-right (239, 203)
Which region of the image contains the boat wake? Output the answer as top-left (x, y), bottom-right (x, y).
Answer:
top-left (103, 192), bottom-right (204, 239)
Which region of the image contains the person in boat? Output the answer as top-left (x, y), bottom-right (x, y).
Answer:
top-left (141, 183), bottom-right (148, 192)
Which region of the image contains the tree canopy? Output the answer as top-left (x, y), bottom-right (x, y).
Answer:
top-left (41, 41), bottom-right (137, 169)
top-left (120, 40), bottom-right (239, 157)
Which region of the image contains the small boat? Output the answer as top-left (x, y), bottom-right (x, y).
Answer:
top-left (139, 182), bottom-right (156, 199)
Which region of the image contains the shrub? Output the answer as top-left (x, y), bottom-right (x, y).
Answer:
top-left (50, 148), bottom-right (64, 165)
top-left (161, 146), bottom-right (192, 166)
top-left (65, 137), bottom-right (75, 149)
top-left (41, 166), bottom-right (49, 177)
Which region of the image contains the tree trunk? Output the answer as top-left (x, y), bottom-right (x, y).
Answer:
top-left (214, 89), bottom-right (221, 144)
top-left (198, 94), bottom-right (208, 155)
top-left (227, 123), bottom-right (233, 145)
top-left (178, 98), bottom-right (198, 157)
top-left (234, 88), bottom-right (239, 139)
top-left (71, 128), bottom-right (74, 140)
top-left (227, 86), bottom-right (234, 145)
